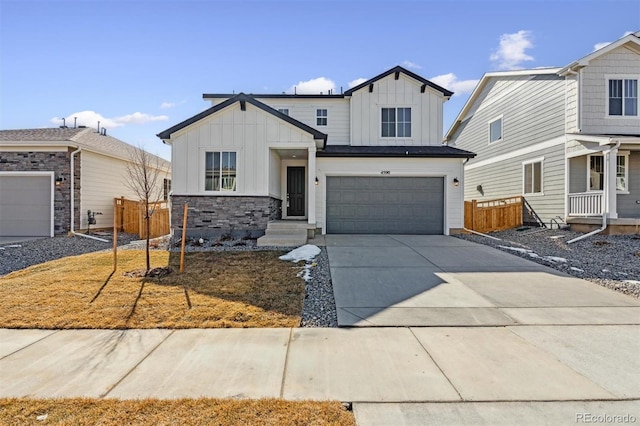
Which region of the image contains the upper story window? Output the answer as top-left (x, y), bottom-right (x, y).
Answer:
top-left (608, 78), bottom-right (638, 116)
top-left (316, 109), bottom-right (327, 126)
top-left (278, 108), bottom-right (289, 116)
top-left (163, 178), bottom-right (171, 200)
top-left (205, 151), bottom-right (237, 191)
top-left (381, 107), bottom-right (411, 138)
top-left (489, 116), bottom-right (503, 143)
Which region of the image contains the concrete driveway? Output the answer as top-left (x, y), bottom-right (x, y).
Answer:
top-left (326, 235), bottom-right (640, 327)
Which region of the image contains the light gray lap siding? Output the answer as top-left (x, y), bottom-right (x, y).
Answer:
top-left (618, 151), bottom-right (640, 218)
top-left (569, 157), bottom-right (588, 193)
top-left (463, 143), bottom-right (566, 224)
top-left (451, 75), bottom-right (565, 165)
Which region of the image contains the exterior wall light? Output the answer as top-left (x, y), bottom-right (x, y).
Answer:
top-left (453, 177), bottom-right (459, 187)
top-left (315, 177), bottom-right (319, 186)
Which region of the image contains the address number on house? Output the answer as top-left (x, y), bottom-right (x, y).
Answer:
top-left (380, 170), bottom-right (391, 175)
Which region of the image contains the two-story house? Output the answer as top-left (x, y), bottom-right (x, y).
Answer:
top-left (157, 66), bottom-right (475, 243)
top-left (446, 32), bottom-right (640, 235)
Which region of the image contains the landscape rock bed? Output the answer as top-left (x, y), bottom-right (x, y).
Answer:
top-left (0, 233), bottom-right (138, 277)
top-left (455, 228), bottom-right (640, 299)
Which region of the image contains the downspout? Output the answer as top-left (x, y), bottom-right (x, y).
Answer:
top-left (69, 146), bottom-right (109, 243)
top-left (567, 138), bottom-right (621, 244)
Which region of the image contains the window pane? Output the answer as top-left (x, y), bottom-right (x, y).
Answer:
top-left (533, 162), bottom-right (542, 193)
top-left (589, 156), bottom-right (604, 190)
top-left (221, 152), bottom-right (236, 191)
top-left (624, 79), bottom-right (637, 116)
top-left (213, 152), bottom-right (221, 191)
top-left (524, 163), bottom-right (532, 194)
top-left (205, 152), bottom-right (214, 191)
top-left (397, 108), bottom-right (411, 137)
top-left (609, 80), bottom-right (623, 115)
top-left (616, 156), bottom-right (626, 191)
top-left (381, 108), bottom-right (396, 137)
top-left (489, 118), bottom-right (502, 142)
top-left (278, 108), bottom-right (289, 116)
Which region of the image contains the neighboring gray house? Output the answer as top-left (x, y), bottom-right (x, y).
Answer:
top-left (0, 128), bottom-right (170, 237)
top-left (446, 32), bottom-right (640, 234)
top-left (158, 66), bottom-right (475, 243)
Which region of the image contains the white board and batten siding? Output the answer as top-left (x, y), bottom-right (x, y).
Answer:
top-left (315, 157), bottom-right (465, 234)
top-left (170, 102), bottom-right (315, 196)
top-left (80, 151), bottom-right (169, 230)
top-left (350, 74), bottom-right (444, 146)
top-left (580, 46), bottom-right (640, 135)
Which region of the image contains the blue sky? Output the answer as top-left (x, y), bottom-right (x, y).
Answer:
top-left (1, 0), bottom-right (639, 160)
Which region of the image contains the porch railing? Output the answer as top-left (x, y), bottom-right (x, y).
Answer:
top-left (568, 191), bottom-right (603, 216)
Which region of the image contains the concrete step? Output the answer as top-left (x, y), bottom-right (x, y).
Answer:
top-left (265, 221), bottom-right (310, 231)
top-left (264, 228), bottom-right (308, 236)
top-left (256, 234), bottom-right (307, 247)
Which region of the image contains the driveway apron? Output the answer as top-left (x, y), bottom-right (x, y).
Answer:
top-left (326, 235), bottom-right (640, 327)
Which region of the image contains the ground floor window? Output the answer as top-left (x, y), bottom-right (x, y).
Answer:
top-left (523, 159), bottom-right (543, 195)
top-left (588, 154), bottom-right (628, 192)
top-left (205, 151), bottom-right (237, 191)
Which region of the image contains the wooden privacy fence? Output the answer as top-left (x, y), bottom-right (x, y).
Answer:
top-left (464, 196), bottom-right (523, 233)
top-left (114, 197), bottom-right (170, 239)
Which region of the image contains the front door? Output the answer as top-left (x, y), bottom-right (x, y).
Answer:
top-left (287, 167), bottom-right (305, 216)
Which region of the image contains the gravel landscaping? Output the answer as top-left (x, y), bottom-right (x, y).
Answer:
top-left (455, 228), bottom-right (640, 299)
top-left (0, 233), bottom-right (138, 277)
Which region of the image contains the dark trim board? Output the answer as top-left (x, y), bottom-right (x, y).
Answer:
top-left (317, 145), bottom-right (476, 158)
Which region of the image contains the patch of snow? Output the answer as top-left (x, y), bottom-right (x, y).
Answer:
top-left (528, 253), bottom-right (540, 258)
top-left (570, 267), bottom-right (584, 272)
top-left (549, 235), bottom-right (566, 239)
top-left (279, 244), bottom-right (321, 262)
top-left (543, 256), bottom-right (568, 263)
top-left (498, 245), bottom-right (533, 253)
top-left (624, 280), bottom-right (640, 285)
top-left (1, 244), bottom-right (22, 248)
top-left (602, 269), bottom-right (610, 273)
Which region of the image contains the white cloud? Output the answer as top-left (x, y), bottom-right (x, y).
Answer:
top-left (593, 31), bottom-right (634, 51)
top-left (402, 60), bottom-right (422, 70)
top-left (287, 77), bottom-right (336, 94)
top-left (490, 30), bottom-right (534, 70)
top-left (348, 77), bottom-right (368, 88)
top-left (429, 73), bottom-right (479, 96)
top-left (160, 100), bottom-right (185, 109)
top-left (50, 110), bottom-right (168, 129)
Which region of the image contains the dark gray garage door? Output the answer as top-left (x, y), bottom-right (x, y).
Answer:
top-left (0, 175), bottom-right (52, 237)
top-left (326, 176), bottom-right (444, 234)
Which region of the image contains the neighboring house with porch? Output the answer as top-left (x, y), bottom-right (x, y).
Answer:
top-left (446, 31), bottom-right (640, 234)
top-left (157, 66), bottom-right (475, 244)
top-left (0, 127), bottom-right (171, 237)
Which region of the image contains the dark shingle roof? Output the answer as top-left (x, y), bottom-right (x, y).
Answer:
top-left (0, 128), bottom-right (170, 168)
top-left (316, 145), bottom-right (475, 158)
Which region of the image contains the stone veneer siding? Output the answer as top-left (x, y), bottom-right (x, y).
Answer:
top-left (0, 149), bottom-right (80, 235)
top-left (171, 195), bottom-right (282, 238)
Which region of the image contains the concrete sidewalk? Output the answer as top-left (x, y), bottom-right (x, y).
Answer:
top-left (2, 326), bottom-right (639, 404)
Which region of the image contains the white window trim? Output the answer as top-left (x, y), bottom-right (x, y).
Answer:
top-left (522, 157), bottom-right (544, 196)
top-left (586, 152), bottom-right (630, 194)
top-left (604, 74), bottom-right (639, 118)
top-left (202, 149), bottom-right (239, 193)
top-left (488, 115), bottom-right (503, 144)
top-left (316, 108), bottom-right (328, 126)
top-left (380, 106), bottom-right (412, 139)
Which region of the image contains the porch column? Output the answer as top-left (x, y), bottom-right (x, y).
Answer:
top-left (605, 148), bottom-right (618, 219)
top-left (307, 146), bottom-right (316, 226)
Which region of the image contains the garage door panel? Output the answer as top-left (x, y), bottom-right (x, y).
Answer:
top-left (326, 176), bottom-right (444, 235)
top-left (0, 175), bottom-right (52, 237)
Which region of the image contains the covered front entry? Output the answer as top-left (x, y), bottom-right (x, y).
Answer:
top-left (326, 176), bottom-right (444, 234)
top-left (286, 166), bottom-right (305, 216)
top-left (0, 173), bottom-right (53, 237)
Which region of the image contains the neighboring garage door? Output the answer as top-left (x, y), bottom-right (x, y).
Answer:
top-left (0, 174), bottom-right (52, 237)
top-left (326, 176), bottom-right (444, 234)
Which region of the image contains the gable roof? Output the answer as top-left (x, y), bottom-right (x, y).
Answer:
top-left (157, 93), bottom-right (328, 148)
top-left (0, 127), bottom-right (170, 169)
top-left (344, 65), bottom-right (453, 97)
top-left (444, 68), bottom-right (562, 142)
top-left (559, 31), bottom-right (640, 76)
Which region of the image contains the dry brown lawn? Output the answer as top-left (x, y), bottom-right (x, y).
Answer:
top-left (0, 250), bottom-right (305, 329)
top-left (0, 398), bottom-right (356, 426)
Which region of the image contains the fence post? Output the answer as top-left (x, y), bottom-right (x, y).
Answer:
top-left (471, 199), bottom-right (478, 231)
